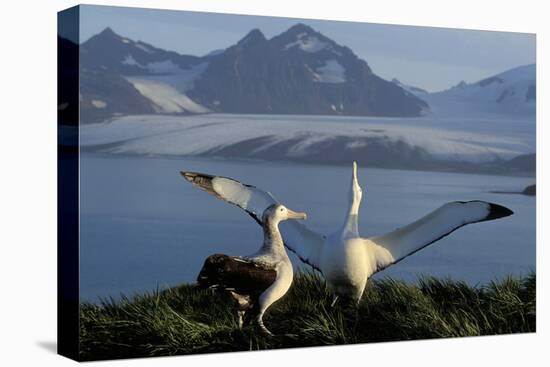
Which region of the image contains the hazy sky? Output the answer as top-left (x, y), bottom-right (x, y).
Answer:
top-left (71, 5), bottom-right (535, 92)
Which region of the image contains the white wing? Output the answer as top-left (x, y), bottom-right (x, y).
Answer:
top-left (368, 200), bottom-right (513, 271)
top-left (181, 171), bottom-right (326, 272)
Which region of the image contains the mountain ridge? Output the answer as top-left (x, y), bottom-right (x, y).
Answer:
top-left (423, 64), bottom-right (535, 118)
top-left (74, 24), bottom-right (428, 123)
top-left (64, 26), bottom-right (535, 124)
top-left (191, 22), bottom-right (429, 117)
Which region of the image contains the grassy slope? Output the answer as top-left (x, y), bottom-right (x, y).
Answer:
top-left (80, 273), bottom-right (535, 361)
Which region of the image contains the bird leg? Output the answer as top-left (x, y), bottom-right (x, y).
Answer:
top-left (331, 294), bottom-right (361, 331)
top-left (351, 305), bottom-right (360, 334)
top-left (231, 294), bottom-right (275, 336)
top-left (237, 310), bottom-right (246, 329)
top-left (229, 291), bottom-right (252, 329)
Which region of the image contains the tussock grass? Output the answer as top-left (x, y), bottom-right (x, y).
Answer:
top-left (79, 272), bottom-right (535, 361)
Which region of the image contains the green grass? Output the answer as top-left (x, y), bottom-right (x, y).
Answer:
top-left (79, 272), bottom-right (536, 361)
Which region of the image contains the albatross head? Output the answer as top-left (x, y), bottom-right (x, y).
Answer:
top-left (349, 161), bottom-right (363, 214)
top-left (263, 204), bottom-right (307, 224)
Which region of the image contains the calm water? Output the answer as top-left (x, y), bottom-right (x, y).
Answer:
top-left (80, 153), bottom-right (535, 301)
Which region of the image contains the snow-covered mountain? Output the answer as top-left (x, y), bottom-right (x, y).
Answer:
top-left (72, 26), bottom-right (535, 123)
top-left (189, 24), bottom-right (428, 116)
top-left (79, 28), bottom-right (211, 122)
top-left (423, 64), bottom-right (535, 118)
top-left (75, 25), bottom-right (428, 123)
top-left (81, 27), bottom-right (201, 75)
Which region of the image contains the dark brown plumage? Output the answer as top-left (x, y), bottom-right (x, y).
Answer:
top-left (197, 254), bottom-right (277, 296)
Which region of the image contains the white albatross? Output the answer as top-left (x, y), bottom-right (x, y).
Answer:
top-left (195, 204), bottom-right (306, 335)
top-left (181, 163), bottom-right (513, 305)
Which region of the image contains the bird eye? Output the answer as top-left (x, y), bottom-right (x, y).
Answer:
top-left (280, 208), bottom-right (284, 212)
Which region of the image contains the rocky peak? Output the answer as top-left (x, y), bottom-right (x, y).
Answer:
top-left (237, 28), bottom-right (267, 47)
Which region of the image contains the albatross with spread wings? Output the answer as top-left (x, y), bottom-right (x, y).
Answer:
top-left (182, 163), bottom-right (513, 305)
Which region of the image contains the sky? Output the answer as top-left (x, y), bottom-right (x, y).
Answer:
top-left (68, 4), bottom-right (535, 92)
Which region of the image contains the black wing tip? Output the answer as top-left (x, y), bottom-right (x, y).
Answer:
top-left (454, 200), bottom-right (514, 221)
top-left (486, 203), bottom-right (514, 220)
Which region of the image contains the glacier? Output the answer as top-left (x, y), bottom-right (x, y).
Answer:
top-left (80, 114), bottom-right (535, 169)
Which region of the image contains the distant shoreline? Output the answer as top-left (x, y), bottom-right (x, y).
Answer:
top-left (79, 148), bottom-right (536, 179)
top-left (490, 184), bottom-right (536, 196)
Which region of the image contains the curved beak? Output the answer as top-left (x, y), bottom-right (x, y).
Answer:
top-left (287, 208), bottom-right (307, 220)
